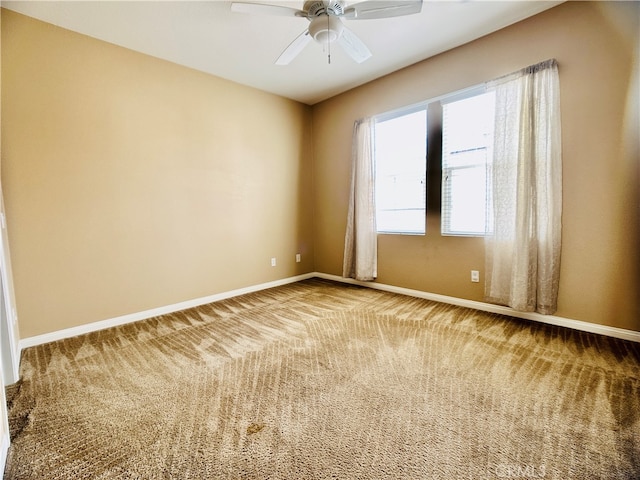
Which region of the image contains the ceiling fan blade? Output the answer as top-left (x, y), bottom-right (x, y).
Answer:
top-left (231, 2), bottom-right (306, 17)
top-left (337, 27), bottom-right (372, 63)
top-left (276, 29), bottom-right (312, 65)
top-left (343, 0), bottom-right (423, 20)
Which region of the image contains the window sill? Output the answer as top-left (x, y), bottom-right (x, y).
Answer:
top-left (377, 231), bottom-right (425, 236)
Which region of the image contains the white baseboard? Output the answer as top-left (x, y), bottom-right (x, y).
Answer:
top-left (19, 273), bottom-right (316, 350)
top-left (316, 273), bottom-right (640, 343)
top-left (19, 271), bottom-right (640, 351)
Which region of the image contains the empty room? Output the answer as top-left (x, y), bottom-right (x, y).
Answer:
top-left (0, 0), bottom-right (638, 478)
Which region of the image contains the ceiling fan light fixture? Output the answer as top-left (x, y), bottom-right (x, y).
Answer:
top-left (232, 0), bottom-right (424, 65)
top-left (308, 16), bottom-right (344, 43)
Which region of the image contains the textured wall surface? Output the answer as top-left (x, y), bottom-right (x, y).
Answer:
top-left (2, 9), bottom-right (314, 338)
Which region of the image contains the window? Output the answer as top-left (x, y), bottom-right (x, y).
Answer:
top-left (441, 91), bottom-right (495, 236)
top-left (374, 108), bottom-right (427, 234)
top-left (373, 86), bottom-right (495, 237)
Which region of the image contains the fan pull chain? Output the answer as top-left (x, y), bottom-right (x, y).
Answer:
top-left (327, 14), bottom-right (331, 64)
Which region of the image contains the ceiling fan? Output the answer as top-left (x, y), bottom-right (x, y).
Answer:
top-left (231, 0), bottom-right (424, 65)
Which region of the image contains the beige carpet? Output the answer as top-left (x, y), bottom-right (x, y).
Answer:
top-left (4, 278), bottom-right (640, 479)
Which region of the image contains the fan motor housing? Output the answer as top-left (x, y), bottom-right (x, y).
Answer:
top-left (304, 1), bottom-right (345, 17)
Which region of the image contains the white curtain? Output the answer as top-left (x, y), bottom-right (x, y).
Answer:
top-left (484, 59), bottom-right (562, 314)
top-left (343, 117), bottom-right (377, 281)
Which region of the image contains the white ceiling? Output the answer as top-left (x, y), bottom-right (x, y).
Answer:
top-left (2, 0), bottom-right (564, 105)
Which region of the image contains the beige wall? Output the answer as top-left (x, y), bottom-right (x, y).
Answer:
top-left (312, 1), bottom-right (640, 331)
top-left (1, 9), bottom-right (314, 338)
top-left (2, 2), bottom-right (639, 339)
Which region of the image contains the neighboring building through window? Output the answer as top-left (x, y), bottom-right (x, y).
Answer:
top-left (374, 108), bottom-right (427, 235)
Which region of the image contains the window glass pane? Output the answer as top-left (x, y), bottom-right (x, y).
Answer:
top-left (375, 109), bottom-right (427, 234)
top-left (442, 91), bottom-right (495, 236)
top-left (447, 165), bottom-right (487, 235)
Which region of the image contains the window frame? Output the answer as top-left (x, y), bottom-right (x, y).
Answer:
top-left (372, 83), bottom-right (491, 238)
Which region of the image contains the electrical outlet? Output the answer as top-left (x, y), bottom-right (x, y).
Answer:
top-left (296, 253), bottom-right (301, 263)
top-left (471, 270), bottom-right (480, 283)
top-left (271, 257), bottom-right (277, 267)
